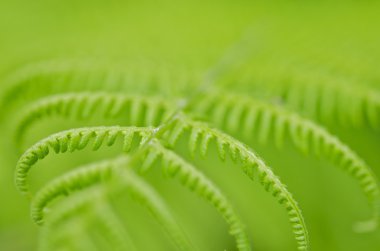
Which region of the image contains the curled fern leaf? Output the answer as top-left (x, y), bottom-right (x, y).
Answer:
top-left (34, 158), bottom-right (194, 251)
top-left (191, 92), bottom-right (380, 230)
top-left (13, 92), bottom-right (173, 147)
top-left (163, 116), bottom-right (309, 250)
top-left (31, 159), bottom-right (114, 225)
top-left (15, 126), bottom-right (154, 195)
top-left (140, 140), bottom-right (252, 251)
top-left (30, 128), bottom-right (252, 250)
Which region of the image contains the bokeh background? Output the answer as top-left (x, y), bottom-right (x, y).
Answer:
top-left (1, 0), bottom-right (380, 250)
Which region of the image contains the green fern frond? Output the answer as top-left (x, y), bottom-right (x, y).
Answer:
top-left (191, 91), bottom-right (380, 229)
top-left (2, 2), bottom-right (380, 251)
top-left (29, 129), bottom-right (252, 250)
top-left (0, 59), bottom-right (198, 122)
top-left (35, 163), bottom-right (193, 251)
top-left (277, 79), bottom-right (380, 129)
top-left (13, 92), bottom-right (173, 147)
top-left (31, 159), bottom-right (114, 225)
top-left (17, 112), bottom-right (309, 249)
top-left (14, 85), bottom-right (379, 249)
top-left (222, 75), bottom-right (380, 130)
top-left (162, 116), bottom-right (309, 250)
top-left (141, 140), bottom-right (252, 251)
top-left (15, 126), bottom-right (155, 195)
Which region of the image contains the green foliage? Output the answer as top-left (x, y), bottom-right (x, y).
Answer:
top-left (1, 1), bottom-right (380, 251)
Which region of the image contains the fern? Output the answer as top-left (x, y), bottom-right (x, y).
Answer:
top-left (1, 2), bottom-right (380, 250)
top-left (0, 59), bottom-right (197, 123)
top-left (15, 113), bottom-right (310, 249)
top-left (15, 126), bottom-right (155, 195)
top-left (16, 90), bottom-right (379, 232)
top-left (219, 67), bottom-right (380, 129)
top-left (143, 140), bottom-right (251, 251)
top-left (162, 116), bottom-right (309, 250)
top-left (191, 91), bottom-right (380, 230)
top-left (12, 92), bottom-right (173, 148)
top-left (9, 85), bottom-right (379, 249)
top-left (36, 165), bottom-right (192, 251)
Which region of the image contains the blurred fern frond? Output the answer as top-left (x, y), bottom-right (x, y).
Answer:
top-left (1, 1), bottom-right (380, 251)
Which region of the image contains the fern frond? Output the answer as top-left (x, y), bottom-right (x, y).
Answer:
top-left (139, 140), bottom-right (251, 251)
top-left (26, 122), bottom-right (253, 250)
top-left (282, 77), bottom-right (380, 129)
top-left (191, 92), bottom-right (380, 229)
top-left (226, 76), bottom-right (380, 129)
top-left (13, 92), bottom-right (173, 147)
top-left (15, 126), bottom-right (155, 195)
top-left (19, 117), bottom-right (248, 248)
top-left (34, 159), bottom-right (193, 251)
top-left (0, 59), bottom-right (198, 122)
top-left (31, 159), bottom-right (114, 225)
top-left (162, 116), bottom-right (309, 250)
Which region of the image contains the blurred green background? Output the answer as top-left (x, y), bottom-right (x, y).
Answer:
top-left (0, 0), bottom-right (380, 250)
